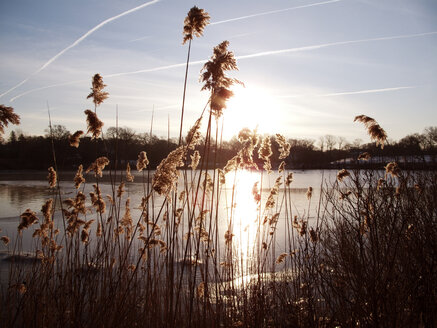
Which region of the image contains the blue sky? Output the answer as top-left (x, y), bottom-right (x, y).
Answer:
top-left (1, 0), bottom-right (436, 143)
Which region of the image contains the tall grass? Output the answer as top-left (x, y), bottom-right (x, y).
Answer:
top-left (1, 8), bottom-right (436, 328)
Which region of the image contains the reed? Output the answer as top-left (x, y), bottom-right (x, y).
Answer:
top-left (0, 9), bottom-right (436, 328)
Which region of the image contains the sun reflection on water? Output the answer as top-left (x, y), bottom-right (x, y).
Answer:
top-left (226, 169), bottom-right (261, 265)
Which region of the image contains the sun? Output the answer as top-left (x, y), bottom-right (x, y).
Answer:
top-left (221, 84), bottom-right (283, 139)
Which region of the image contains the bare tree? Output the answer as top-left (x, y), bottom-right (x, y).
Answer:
top-left (325, 134), bottom-right (336, 151)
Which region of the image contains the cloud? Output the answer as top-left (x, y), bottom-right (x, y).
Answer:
top-left (0, 0), bottom-right (161, 99)
top-left (210, 0), bottom-right (343, 26)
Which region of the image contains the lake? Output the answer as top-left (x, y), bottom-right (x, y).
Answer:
top-left (0, 169), bottom-right (339, 260)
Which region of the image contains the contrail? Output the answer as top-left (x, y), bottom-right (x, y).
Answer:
top-left (235, 31), bottom-right (437, 60)
top-left (129, 35), bottom-right (152, 42)
top-left (9, 60), bottom-right (206, 102)
top-left (279, 86), bottom-right (417, 98)
top-left (210, 0), bottom-right (343, 25)
top-left (105, 60), bottom-right (205, 78)
top-left (0, 0), bottom-right (161, 99)
top-left (321, 86), bottom-right (416, 97)
top-left (9, 31), bottom-right (437, 102)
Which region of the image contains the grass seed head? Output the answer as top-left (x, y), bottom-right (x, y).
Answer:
top-left (84, 109), bottom-right (103, 139)
top-left (69, 130), bottom-right (83, 148)
top-left (47, 167), bottom-right (57, 188)
top-left (87, 73), bottom-right (109, 107)
top-left (183, 6), bottom-right (210, 44)
top-left (136, 151), bottom-right (149, 172)
top-left (0, 104), bottom-right (20, 135)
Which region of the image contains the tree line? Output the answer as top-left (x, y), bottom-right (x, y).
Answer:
top-left (1, 125), bottom-right (436, 170)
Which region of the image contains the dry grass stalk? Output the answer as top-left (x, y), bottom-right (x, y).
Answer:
top-left (41, 199), bottom-right (53, 223)
top-left (18, 209), bottom-right (39, 232)
top-left (278, 161), bottom-right (286, 173)
top-left (357, 152), bottom-right (371, 161)
top-left (69, 130), bottom-right (83, 148)
top-left (265, 177), bottom-right (282, 209)
top-left (337, 169), bottom-right (350, 182)
top-left (87, 74), bottom-right (109, 107)
top-left (84, 109), bottom-right (103, 139)
top-left (276, 253), bottom-right (289, 264)
top-left (86, 157), bottom-right (109, 177)
top-left (152, 146), bottom-right (185, 195)
top-left (136, 151), bottom-right (149, 172)
top-left (225, 128), bottom-right (259, 173)
top-left (286, 172), bottom-right (293, 186)
top-left (275, 134), bottom-right (291, 159)
top-left (354, 114), bottom-right (387, 148)
top-left (200, 40), bottom-right (241, 117)
top-left (183, 6), bottom-right (210, 44)
top-left (74, 164), bottom-right (85, 189)
top-left (186, 117), bottom-right (202, 149)
top-left (377, 178), bottom-right (385, 190)
top-left (126, 163), bottom-right (134, 182)
top-left (306, 186), bottom-right (313, 200)
top-left (117, 182), bottom-right (125, 198)
top-left (224, 230), bottom-right (234, 244)
top-left (259, 136), bottom-right (273, 173)
top-left (1, 236), bottom-right (10, 245)
top-left (190, 150), bottom-right (200, 170)
top-left (252, 181), bottom-right (261, 204)
top-left (385, 162), bottom-right (401, 178)
top-left (90, 184), bottom-right (106, 214)
top-left (47, 167), bottom-right (57, 188)
top-left (0, 104), bottom-right (20, 135)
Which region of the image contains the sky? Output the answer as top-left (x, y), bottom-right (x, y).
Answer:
top-left (0, 0), bottom-right (436, 144)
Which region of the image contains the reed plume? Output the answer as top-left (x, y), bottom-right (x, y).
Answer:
top-left (276, 253), bottom-right (289, 264)
top-left (126, 163), bottom-right (134, 182)
top-left (86, 157), bottom-right (109, 177)
top-left (306, 186), bottom-right (313, 200)
top-left (186, 117), bottom-right (202, 149)
top-left (41, 199), bottom-right (54, 223)
top-left (84, 109), bottom-right (103, 139)
top-left (179, 7), bottom-right (209, 144)
top-left (117, 182), bottom-right (125, 198)
top-left (74, 164), bottom-right (85, 188)
top-left (224, 230), bottom-right (234, 244)
top-left (354, 114), bottom-right (387, 149)
top-left (358, 152), bottom-right (371, 161)
top-left (265, 177), bottom-right (282, 209)
top-left (153, 146), bottom-right (185, 195)
top-left (337, 169), bottom-right (350, 182)
top-left (87, 74), bottom-right (109, 108)
top-left (200, 40), bottom-right (241, 117)
top-left (190, 150), bottom-right (200, 170)
top-left (286, 172), bottom-right (293, 186)
top-left (183, 6), bottom-right (210, 44)
top-left (1, 236), bottom-right (10, 245)
top-left (90, 184), bottom-right (106, 214)
top-left (18, 209), bottom-right (39, 233)
top-left (224, 128), bottom-right (259, 172)
top-left (258, 136), bottom-right (272, 173)
top-left (0, 104), bottom-right (20, 135)
top-left (47, 167), bottom-right (57, 188)
top-left (69, 130), bottom-right (83, 147)
top-left (252, 181), bottom-right (261, 204)
top-left (385, 162), bottom-right (401, 178)
top-left (136, 151), bottom-right (149, 172)
top-left (275, 134), bottom-right (291, 159)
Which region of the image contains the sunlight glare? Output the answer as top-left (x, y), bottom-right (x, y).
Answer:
top-left (222, 84), bottom-right (283, 139)
top-left (227, 169), bottom-right (261, 262)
